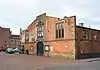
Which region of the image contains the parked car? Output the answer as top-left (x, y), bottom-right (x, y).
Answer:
top-left (13, 48), bottom-right (19, 52)
top-left (3, 48), bottom-right (7, 52)
top-left (0, 46), bottom-right (4, 52)
top-left (18, 50), bottom-right (23, 54)
top-left (6, 48), bottom-right (15, 54)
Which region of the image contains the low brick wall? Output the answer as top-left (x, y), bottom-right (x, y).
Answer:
top-left (44, 52), bottom-right (75, 60)
top-left (77, 53), bottom-right (100, 59)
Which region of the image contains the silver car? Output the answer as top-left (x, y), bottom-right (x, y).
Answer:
top-left (6, 48), bottom-right (15, 54)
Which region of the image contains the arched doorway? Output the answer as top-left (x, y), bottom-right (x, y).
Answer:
top-left (36, 42), bottom-right (44, 56)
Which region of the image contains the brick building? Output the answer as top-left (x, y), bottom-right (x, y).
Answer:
top-left (20, 29), bottom-right (35, 54)
top-left (0, 26), bottom-right (11, 49)
top-left (76, 26), bottom-right (100, 58)
top-left (0, 26), bottom-right (21, 49)
top-left (20, 13), bottom-right (100, 59)
top-left (10, 35), bottom-right (21, 49)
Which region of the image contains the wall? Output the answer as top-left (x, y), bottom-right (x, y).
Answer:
top-left (43, 16), bottom-right (59, 41)
top-left (23, 43), bottom-right (36, 54)
top-left (43, 16), bottom-right (76, 59)
top-left (10, 38), bottom-right (20, 48)
top-left (21, 18), bottom-right (38, 53)
top-left (20, 30), bottom-right (25, 43)
top-left (0, 28), bottom-right (11, 48)
top-left (26, 13), bottom-right (76, 59)
top-left (44, 40), bottom-right (75, 59)
top-left (76, 26), bottom-right (100, 58)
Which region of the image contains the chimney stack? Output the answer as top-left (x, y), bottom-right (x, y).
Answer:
top-left (79, 23), bottom-right (84, 27)
top-left (64, 16), bottom-right (67, 18)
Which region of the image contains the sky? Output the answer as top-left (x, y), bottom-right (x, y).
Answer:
top-left (0, 0), bottom-right (100, 34)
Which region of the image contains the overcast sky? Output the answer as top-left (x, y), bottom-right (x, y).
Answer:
top-left (0, 0), bottom-right (100, 34)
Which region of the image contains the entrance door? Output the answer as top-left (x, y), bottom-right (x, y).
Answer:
top-left (36, 42), bottom-right (44, 56)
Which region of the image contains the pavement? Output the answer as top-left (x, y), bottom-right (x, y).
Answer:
top-left (0, 52), bottom-right (100, 70)
top-left (76, 57), bottom-right (100, 62)
top-left (0, 52), bottom-right (74, 70)
top-left (39, 61), bottom-right (100, 70)
top-left (38, 57), bottom-right (100, 70)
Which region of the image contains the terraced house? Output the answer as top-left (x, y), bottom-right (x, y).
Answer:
top-left (0, 26), bottom-right (21, 49)
top-left (20, 13), bottom-right (100, 59)
top-left (0, 26), bottom-right (11, 49)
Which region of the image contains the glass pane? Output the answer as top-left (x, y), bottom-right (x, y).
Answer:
top-left (26, 36), bottom-right (28, 39)
top-left (38, 33), bottom-right (40, 37)
top-left (40, 27), bottom-right (41, 31)
top-left (39, 27), bottom-right (41, 31)
top-left (58, 24), bottom-right (60, 29)
top-left (59, 29), bottom-right (61, 38)
top-left (37, 26), bottom-right (43, 31)
top-left (82, 31), bottom-right (89, 40)
top-left (37, 27), bottom-right (39, 31)
top-left (42, 26), bottom-right (43, 30)
top-left (56, 24), bottom-right (58, 30)
top-left (56, 30), bottom-right (58, 38)
top-left (39, 33), bottom-right (41, 37)
top-left (62, 29), bottom-right (64, 38)
top-left (41, 32), bottom-right (43, 36)
top-left (61, 23), bottom-right (64, 28)
top-left (26, 32), bottom-right (29, 35)
top-left (60, 23), bottom-right (62, 28)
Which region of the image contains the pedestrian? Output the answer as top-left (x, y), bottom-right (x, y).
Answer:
top-left (26, 50), bottom-right (29, 55)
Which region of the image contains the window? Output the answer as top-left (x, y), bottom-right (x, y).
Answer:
top-left (37, 26), bottom-right (43, 32)
top-left (11, 40), bottom-right (13, 42)
top-left (59, 29), bottom-right (61, 38)
top-left (37, 27), bottom-right (40, 31)
top-left (32, 38), bottom-right (34, 41)
top-left (26, 31), bottom-right (29, 35)
top-left (25, 31), bottom-right (29, 42)
top-left (41, 32), bottom-right (43, 36)
top-left (94, 35), bottom-right (97, 41)
top-left (42, 27), bottom-right (43, 30)
top-left (56, 30), bottom-right (58, 38)
top-left (40, 32), bottom-right (42, 37)
top-left (82, 30), bottom-right (89, 40)
top-left (56, 22), bottom-right (64, 39)
top-left (56, 24), bottom-right (59, 29)
top-left (62, 29), bottom-right (64, 37)
top-left (26, 36), bottom-right (29, 40)
top-left (5, 41), bottom-right (6, 43)
top-left (37, 26), bottom-right (43, 38)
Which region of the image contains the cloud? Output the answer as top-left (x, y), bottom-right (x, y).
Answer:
top-left (0, 0), bottom-right (38, 34)
top-left (0, 0), bottom-right (100, 34)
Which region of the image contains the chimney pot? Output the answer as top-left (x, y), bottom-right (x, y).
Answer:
top-left (79, 23), bottom-right (84, 27)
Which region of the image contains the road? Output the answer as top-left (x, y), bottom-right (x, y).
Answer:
top-left (39, 58), bottom-right (100, 70)
top-left (0, 52), bottom-right (73, 70)
top-left (0, 52), bottom-right (100, 70)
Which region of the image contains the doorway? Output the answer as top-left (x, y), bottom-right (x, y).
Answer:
top-left (36, 42), bottom-right (44, 56)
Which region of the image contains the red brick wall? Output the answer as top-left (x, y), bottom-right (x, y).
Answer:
top-left (76, 27), bottom-right (100, 54)
top-left (0, 28), bottom-right (11, 48)
top-left (23, 43), bottom-right (36, 54)
top-left (43, 16), bottom-right (59, 41)
top-left (26, 14), bottom-right (76, 59)
top-left (44, 16), bottom-right (76, 41)
top-left (43, 16), bottom-right (76, 59)
top-left (44, 40), bottom-right (74, 54)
